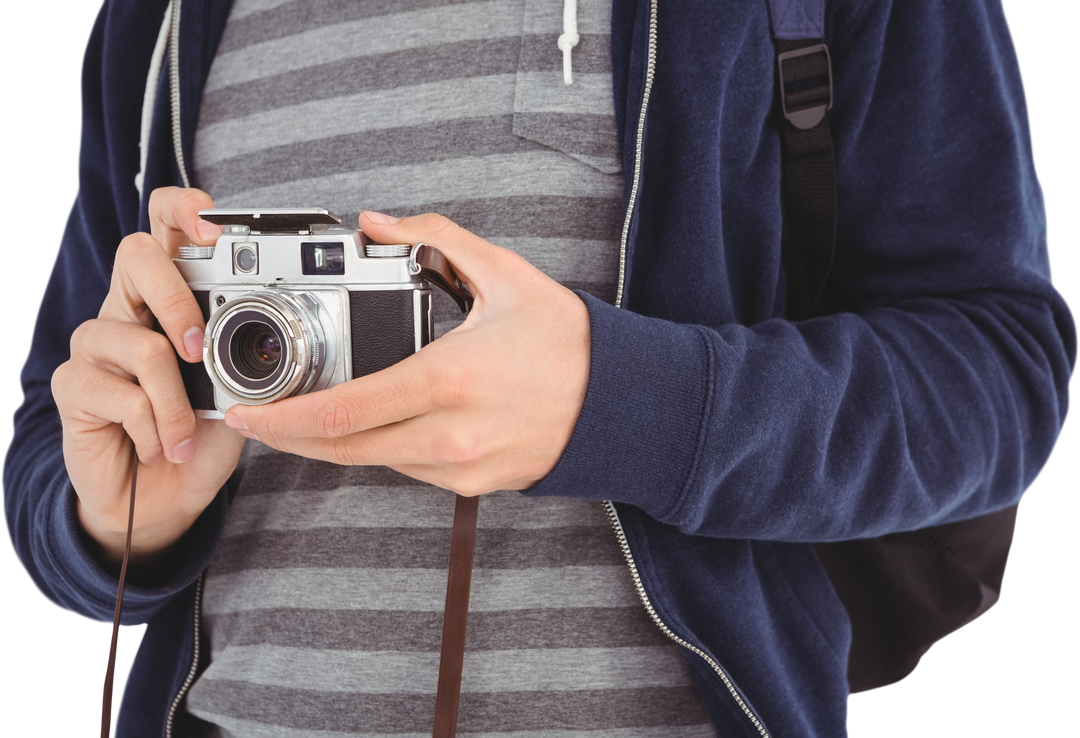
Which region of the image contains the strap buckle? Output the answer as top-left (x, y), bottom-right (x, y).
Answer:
top-left (777, 43), bottom-right (833, 130)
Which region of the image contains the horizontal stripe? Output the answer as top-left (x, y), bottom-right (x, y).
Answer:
top-left (197, 116), bottom-right (535, 196)
top-left (200, 38), bottom-right (523, 127)
top-left (211, 527), bottom-right (449, 573)
top-left (521, 0), bottom-right (612, 36)
top-left (223, 484), bottom-right (610, 531)
top-left (482, 238), bottom-right (620, 281)
top-left (225, 479), bottom-right (609, 531)
top-left (518, 34), bottom-right (611, 74)
top-left (512, 72), bottom-right (617, 115)
top-left (228, 0), bottom-right (295, 22)
top-left (202, 566), bottom-right (640, 614)
top-left (197, 644), bottom-right (695, 694)
top-left (219, 0), bottom-right (472, 52)
top-left (511, 112), bottom-right (620, 161)
top-left (235, 451), bottom-right (423, 492)
top-left (208, 2), bottom-right (525, 92)
top-left (186, 713), bottom-right (716, 738)
top-left (209, 524), bottom-right (623, 574)
top-left (195, 75), bottom-right (616, 168)
top-left (186, 683), bottom-right (713, 733)
top-left (518, 33), bottom-right (613, 74)
top-left (196, 76), bottom-right (515, 167)
top-left (215, 151), bottom-right (623, 213)
top-left (196, 113), bottom-right (618, 198)
top-left (205, 606), bottom-right (663, 652)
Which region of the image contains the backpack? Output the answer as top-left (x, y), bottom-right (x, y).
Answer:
top-left (767, 0), bottom-right (1019, 692)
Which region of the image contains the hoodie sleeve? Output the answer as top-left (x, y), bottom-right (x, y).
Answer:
top-left (3, 0), bottom-right (229, 623)
top-left (527, 0), bottom-right (1076, 541)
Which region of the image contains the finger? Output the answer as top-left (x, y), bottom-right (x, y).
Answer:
top-left (225, 352), bottom-right (440, 440)
top-left (358, 211), bottom-right (506, 295)
top-left (53, 358), bottom-right (169, 465)
top-left (148, 186), bottom-right (222, 256)
top-left (246, 422), bottom-right (427, 468)
top-left (247, 418), bottom-right (457, 475)
top-left (99, 232), bottom-right (206, 361)
top-left (253, 423), bottom-right (522, 495)
top-left (68, 320), bottom-right (198, 462)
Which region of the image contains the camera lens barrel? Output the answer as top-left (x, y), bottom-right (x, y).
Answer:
top-left (204, 290), bottom-right (326, 405)
top-left (230, 320), bottom-right (283, 380)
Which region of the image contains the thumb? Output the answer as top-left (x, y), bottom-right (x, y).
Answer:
top-left (149, 186), bottom-right (221, 256)
top-left (358, 211), bottom-right (505, 295)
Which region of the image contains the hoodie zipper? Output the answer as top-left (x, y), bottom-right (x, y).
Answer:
top-left (604, 503), bottom-right (769, 737)
top-left (164, 7), bottom-right (198, 733)
top-left (607, 2), bottom-right (769, 735)
top-left (613, 0), bottom-right (657, 308)
top-left (164, 576), bottom-right (204, 738)
top-left (168, 0), bottom-right (192, 188)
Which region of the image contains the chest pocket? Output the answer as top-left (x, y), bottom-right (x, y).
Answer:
top-left (513, 0), bottom-right (622, 175)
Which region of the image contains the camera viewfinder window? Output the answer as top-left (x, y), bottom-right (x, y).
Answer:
top-left (302, 242), bottom-right (346, 275)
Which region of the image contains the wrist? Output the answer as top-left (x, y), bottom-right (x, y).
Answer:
top-left (75, 497), bottom-right (197, 573)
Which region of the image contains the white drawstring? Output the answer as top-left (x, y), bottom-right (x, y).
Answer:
top-left (558, 0), bottom-right (579, 85)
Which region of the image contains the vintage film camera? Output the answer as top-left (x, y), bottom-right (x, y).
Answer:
top-left (174, 208), bottom-right (471, 418)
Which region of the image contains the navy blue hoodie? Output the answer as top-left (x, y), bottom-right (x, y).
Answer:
top-left (5, 0), bottom-right (1075, 735)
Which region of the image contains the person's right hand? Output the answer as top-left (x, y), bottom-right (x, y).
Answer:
top-left (51, 187), bottom-right (246, 569)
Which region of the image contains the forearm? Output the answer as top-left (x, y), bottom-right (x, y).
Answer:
top-left (528, 282), bottom-right (1074, 541)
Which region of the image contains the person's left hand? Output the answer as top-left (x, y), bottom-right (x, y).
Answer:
top-left (224, 211), bottom-right (591, 495)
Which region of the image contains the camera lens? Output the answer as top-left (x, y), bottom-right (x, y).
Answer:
top-left (204, 290), bottom-right (327, 405)
top-left (215, 309), bottom-right (290, 393)
top-left (231, 322), bottom-right (283, 380)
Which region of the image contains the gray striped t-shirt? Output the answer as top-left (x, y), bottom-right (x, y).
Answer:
top-left (183, 1), bottom-right (717, 735)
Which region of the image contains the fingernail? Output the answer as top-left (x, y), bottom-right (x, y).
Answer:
top-left (225, 414), bottom-right (248, 431)
top-left (239, 430), bottom-right (260, 441)
top-left (183, 327), bottom-right (204, 359)
top-left (362, 211), bottom-right (400, 225)
top-left (196, 219), bottom-right (223, 242)
top-left (172, 438), bottom-right (196, 464)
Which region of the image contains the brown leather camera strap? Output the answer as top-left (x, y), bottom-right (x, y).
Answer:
top-left (414, 243), bottom-right (473, 314)
top-left (101, 448), bottom-right (478, 738)
top-left (432, 494), bottom-right (479, 738)
top-left (101, 443), bottom-right (138, 738)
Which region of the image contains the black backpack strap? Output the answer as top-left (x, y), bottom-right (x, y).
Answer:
top-left (766, 0), bottom-right (1019, 693)
top-left (767, 0), bottom-right (836, 319)
top-left (775, 40), bottom-right (836, 318)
